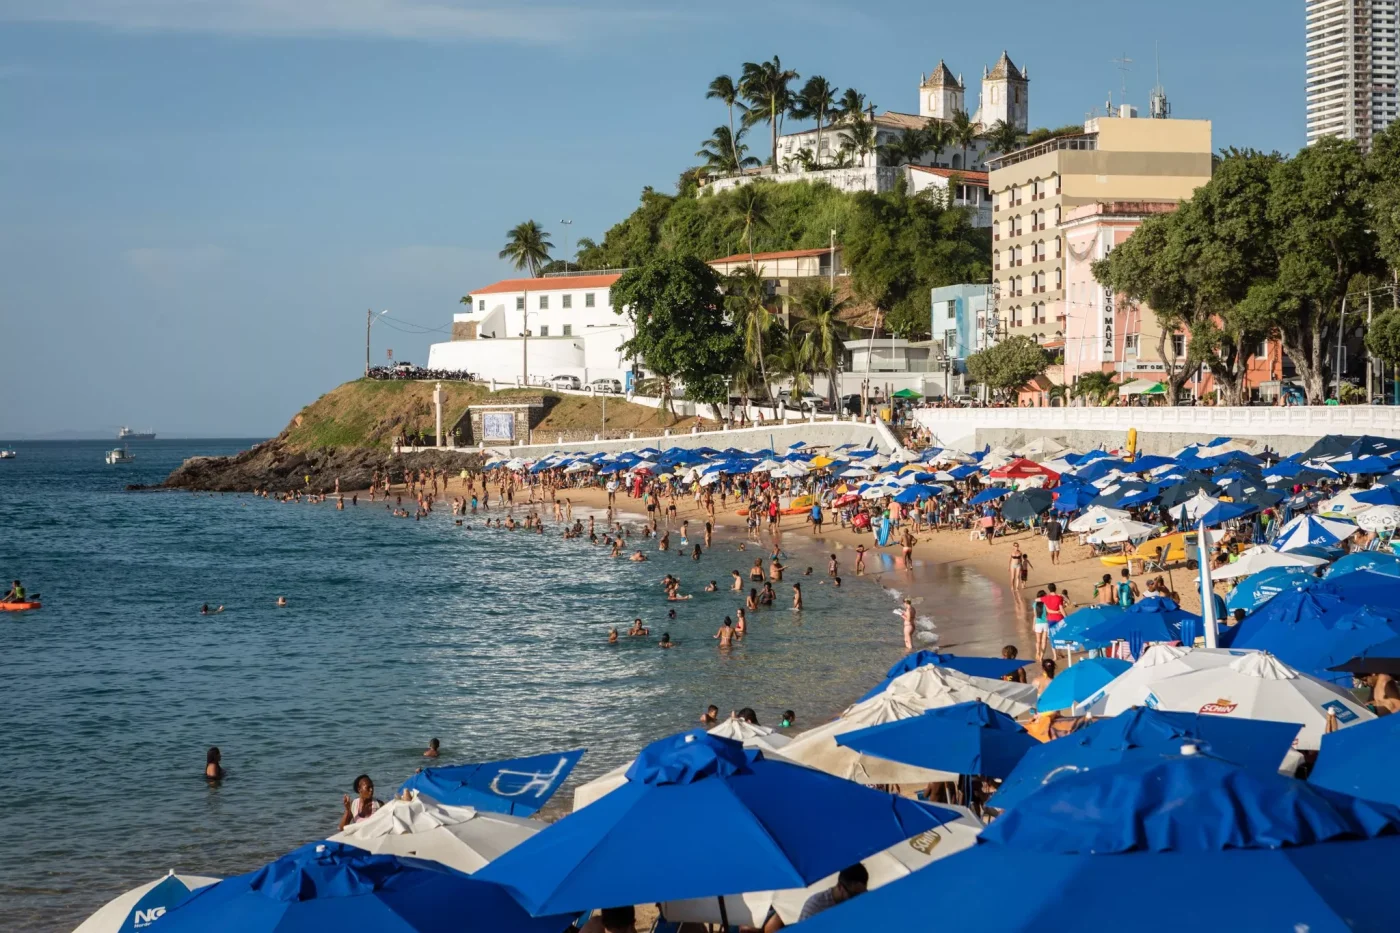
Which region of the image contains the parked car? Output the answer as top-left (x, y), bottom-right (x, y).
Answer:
top-left (590, 378), bottom-right (623, 394)
top-left (549, 374), bottom-right (582, 391)
top-left (393, 361), bottom-right (416, 373)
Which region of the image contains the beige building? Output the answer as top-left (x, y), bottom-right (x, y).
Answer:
top-left (987, 116), bottom-right (1213, 344)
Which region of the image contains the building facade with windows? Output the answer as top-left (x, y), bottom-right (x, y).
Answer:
top-left (929, 283), bottom-right (994, 373)
top-left (1306, 0), bottom-right (1399, 152)
top-left (427, 273), bottom-right (635, 386)
top-left (987, 116), bottom-right (1213, 346)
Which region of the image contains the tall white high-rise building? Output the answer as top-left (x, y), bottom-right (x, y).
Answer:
top-left (1306, 0), bottom-right (1399, 152)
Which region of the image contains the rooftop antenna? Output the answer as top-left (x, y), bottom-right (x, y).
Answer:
top-left (1111, 52), bottom-right (1133, 111)
top-left (1149, 43), bottom-right (1172, 119)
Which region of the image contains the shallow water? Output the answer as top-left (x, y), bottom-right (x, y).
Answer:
top-left (0, 440), bottom-right (1017, 930)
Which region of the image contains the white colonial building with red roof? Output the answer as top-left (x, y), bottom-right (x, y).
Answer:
top-left (426, 272), bottom-right (635, 387)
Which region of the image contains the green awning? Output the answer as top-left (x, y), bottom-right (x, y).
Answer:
top-left (891, 388), bottom-right (923, 399)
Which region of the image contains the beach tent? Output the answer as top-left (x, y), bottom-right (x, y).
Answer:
top-left (1142, 651), bottom-right (1373, 749)
top-left (990, 705), bottom-right (1300, 812)
top-left (1212, 545), bottom-right (1328, 581)
top-left (327, 796), bottom-right (539, 874)
top-left (1066, 506), bottom-right (1130, 533)
top-left (802, 754), bottom-right (1400, 933)
top-left (155, 841), bottom-right (575, 933)
top-left (73, 872), bottom-right (221, 933)
top-left (475, 731), bottom-right (951, 917)
top-left (891, 388), bottom-right (923, 399)
top-left (572, 719), bottom-right (788, 811)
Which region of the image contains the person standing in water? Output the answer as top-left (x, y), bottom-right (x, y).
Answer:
top-left (792, 583), bottom-right (803, 610)
top-left (339, 775), bottom-right (382, 830)
top-left (900, 598), bottom-right (916, 650)
top-left (714, 616), bottom-right (736, 648)
top-left (205, 747), bottom-right (225, 781)
top-left (424, 738), bottom-right (441, 758)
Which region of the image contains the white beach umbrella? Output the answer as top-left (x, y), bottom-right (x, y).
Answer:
top-left (1318, 489), bottom-right (1376, 519)
top-left (73, 871), bottom-right (221, 933)
top-left (698, 472), bottom-right (723, 487)
top-left (1017, 436), bottom-right (1066, 457)
top-left (1211, 544), bottom-right (1328, 581)
top-left (563, 461), bottom-right (595, 474)
top-left (889, 447), bottom-right (920, 464)
top-left (775, 691), bottom-right (961, 785)
top-left (931, 448), bottom-right (975, 464)
top-left (882, 665), bottom-right (1039, 718)
top-left (571, 720), bottom-right (789, 811)
top-left (1144, 651), bottom-right (1374, 750)
top-left (1067, 505), bottom-right (1131, 533)
top-left (1089, 469), bottom-right (1133, 489)
top-left (752, 459), bottom-right (783, 473)
top-left (1171, 490), bottom-right (1224, 522)
top-left (1078, 645), bottom-right (1247, 717)
top-left (1087, 519), bottom-right (1159, 545)
top-left (327, 795), bottom-right (539, 874)
top-left (659, 804), bottom-right (984, 927)
top-left (1039, 456), bottom-right (1079, 475)
top-left (1358, 505), bottom-right (1400, 532)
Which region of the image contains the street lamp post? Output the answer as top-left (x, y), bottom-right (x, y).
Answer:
top-left (560, 219), bottom-right (573, 272)
top-left (365, 309), bottom-right (388, 376)
top-left (521, 309), bottom-right (540, 387)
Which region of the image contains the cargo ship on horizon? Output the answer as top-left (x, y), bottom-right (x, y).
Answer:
top-left (118, 426), bottom-right (156, 440)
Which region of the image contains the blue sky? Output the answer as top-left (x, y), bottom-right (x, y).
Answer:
top-left (0, 0), bottom-right (1300, 437)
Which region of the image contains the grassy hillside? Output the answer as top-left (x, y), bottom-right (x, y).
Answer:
top-left (280, 379), bottom-right (710, 451)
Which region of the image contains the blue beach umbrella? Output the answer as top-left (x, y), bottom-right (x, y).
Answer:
top-left (1078, 598), bottom-right (1198, 652)
top-left (1049, 605), bottom-right (1122, 651)
top-left (1311, 713), bottom-right (1400, 805)
top-left (948, 463), bottom-right (979, 480)
top-left (398, 750), bottom-right (585, 816)
top-left (1333, 455), bottom-right (1395, 475)
top-left (857, 651), bottom-right (1031, 701)
top-left (474, 731), bottom-right (953, 916)
top-left (1224, 565), bottom-right (1318, 614)
top-left (1124, 454), bottom-right (1175, 473)
top-left (1051, 482), bottom-right (1097, 512)
top-left (1315, 568), bottom-right (1400, 609)
top-left (156, 842), bottom-right (574, 933)
top-left (1036, 657), bottom-right (1131, 712)
top-left (968, 486), bottom-right (1011, 506)
top-left (72, 871), bottom-right (221, 933)
top-left (802, 754), bottom-right (1400, 933)
top-left (1273, 514), bottom-right (1351, 552)
top-left (1329, 632), bottom-right (1400, 674)
top-left (1356, 484), bottom-right (1400, 505)
top-left (990, 708), bottom-right (1300, 812)
top-left (836, 701), bottom-right (1038, 778)
top-left (1220, 591), bottom-right (1400, 686)
top-left (1114, 483), bottom-right (1162, 509)
top-left (892, 485), bottom-right (936, 504)
top-left (1325, 550), bottom-right (1400, 580)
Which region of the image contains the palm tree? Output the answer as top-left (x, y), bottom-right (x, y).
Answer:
top-left (768, 321), bottom-right (813, 402)
top-left (706, 75), bottom-right (749, 178)
top-left (924, 119), bottom-right (952, 166)
top-left (837, 87), bottom-right (868, 119)
top-left (983, 118), bottom-right (1023, 156)
top-left (791, 75), bottom-right (837, 167)
top-left (1072, 371), bottom-right (1119, 406)
top-left (740, 56), bottom-right (799, 168)
top-left (949, 108), bottom-right (979, 169)
top-left (499, 221), bottom-right (552, 277)
top-left (728, 183), bottom-right (772, 260)
top-left (725, 267), bottom-right (775, 401)
top-left (881, 126), bottom-right (929, 167)
top-left (793, 282), bottom-right (851, 407)
top-left (841, 110), bottom-right (878, 167)
top-left (697, 125), bottom-right (759, 175)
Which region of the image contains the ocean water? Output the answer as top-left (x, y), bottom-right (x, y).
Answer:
top-left (0, 439), bottom-right (943, 931)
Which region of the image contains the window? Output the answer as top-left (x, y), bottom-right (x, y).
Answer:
top-left (585, 292), bottom-right (596, 308)
top-left (563, 294), bottom-right (573, 309)
top-left (1054, 236), bottom-right (1062, 259)
top-left (538, 325), bottom-right (549, 337)
top-left (478, 299), bottom-right (485, 311)
top-left (539, 295), bottom-right (549, 309)
top-left (1053, 205), bottom-right (1062, 224)
top-left (946, 300), bottom-right (957, 320)
top-left (563, 324), bottom-right (573, 336)
top-left (1172, 334), bottom-right (1186, 357)
top-left (1124, 334), bottom-right (1139, 355)
top-left (993, 249), bottom-right (1001, 270)
top-left (515, 296), bottom-right (525, 311)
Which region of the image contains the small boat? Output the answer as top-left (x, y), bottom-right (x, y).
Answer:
top-left (0, 601), bottom-right (40, 611)
top-left (106, 445), bottom-right (135, 465)
top-left (0, 449), bottom-right (15, 459)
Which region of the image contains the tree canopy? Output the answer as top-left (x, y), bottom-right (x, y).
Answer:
top-left (610, 257), bottom-right (741, 415)
top-left (965, 336), bottom-right (1049, 400)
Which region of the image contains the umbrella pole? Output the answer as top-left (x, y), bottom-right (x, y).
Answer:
top-left (718, 895), bottom-right (730, 932)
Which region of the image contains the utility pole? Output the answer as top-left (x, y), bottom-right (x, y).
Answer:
top-left (365, 308), bottom-right (372, 376)
top-left (521, 285), bottom-right (530, 387)
top-left (560, 219), bottom-right (573, 272)
top-left (1335, 295), bottom-right (1349, 401)
top-left (829, 228), bottom-right (836, 290)
top-left (1367, 291), bottom-right (1375, 402)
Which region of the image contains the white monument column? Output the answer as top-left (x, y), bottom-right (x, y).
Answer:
top-left (434, 382), bottom-right (444, 448)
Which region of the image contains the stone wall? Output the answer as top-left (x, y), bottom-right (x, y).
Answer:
top-left (451, 321), bottom-right (477, 341)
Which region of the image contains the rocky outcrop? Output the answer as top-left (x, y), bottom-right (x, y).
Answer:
top-left (143, 440), bottom-right (485, 493)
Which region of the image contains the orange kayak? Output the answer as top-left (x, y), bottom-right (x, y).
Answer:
top-left (0, 601), bottom-right (40, 611)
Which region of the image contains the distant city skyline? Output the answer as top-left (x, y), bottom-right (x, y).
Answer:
top-left (0, 0), bottom-right (1301, 437)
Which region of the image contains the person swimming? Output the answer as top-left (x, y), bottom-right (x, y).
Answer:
top-left (424, 738), bottom-right (440, 758)
top-left (780, 710), bottom-right (796, 728)
top-left (276, 596), bottom-right (288, 608)
top-left (200, 603), bottom-right (224, 615)
top-left (628, 618), bottom-right (650, 636)
top-left (658, 633), bottom-right (675, 648)
top-left (608, 627), bottom-right (619, 644)
top-left (704, 580), bottom-right (718, 592)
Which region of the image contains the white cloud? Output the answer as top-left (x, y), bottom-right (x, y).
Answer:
top-left (124, 245), bottom-right (231, 286)
top-left (0, 0), bottom-right (677, 43)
